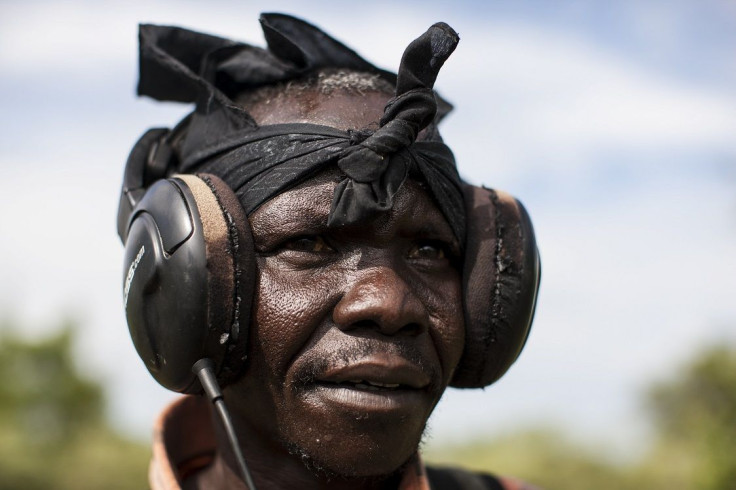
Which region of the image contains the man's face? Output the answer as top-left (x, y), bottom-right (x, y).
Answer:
top-left (227, 171), bottom-right (465, 477)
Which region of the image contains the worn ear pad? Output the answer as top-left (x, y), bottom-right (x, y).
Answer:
top-left (450, 185), bottom-right (541, 388)
top-left (122, 173), bottom-right (254, 394)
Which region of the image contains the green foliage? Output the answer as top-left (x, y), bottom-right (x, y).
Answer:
top-left (426, 341), bottom-right (736, 490)
top-left (0, 321), bottom-right (149, 490)
top-left (424, 428), bottom-right (635, 490)
top-left (642, 345), bottom-right (736, 490)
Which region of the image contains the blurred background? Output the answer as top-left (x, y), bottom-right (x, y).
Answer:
top-left (1, 1), bottom-right (735, 488)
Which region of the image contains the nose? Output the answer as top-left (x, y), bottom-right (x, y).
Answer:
top-left (333, 266), bottom-right (429, 336)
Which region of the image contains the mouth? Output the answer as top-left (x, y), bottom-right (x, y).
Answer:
top-left (321, 379), bottom-right (406, 391)
top-left (306, 356), bottom-right (434, 413)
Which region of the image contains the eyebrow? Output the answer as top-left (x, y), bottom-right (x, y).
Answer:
top-left (413, 221), bottom-right (454, 237)
top-left (250, 205), bottom-right (330, 248)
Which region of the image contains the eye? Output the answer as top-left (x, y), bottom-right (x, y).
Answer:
top-left (282, 236), bottom-right (334, 253)
top-left (407, 241), bottom-right (447, 261)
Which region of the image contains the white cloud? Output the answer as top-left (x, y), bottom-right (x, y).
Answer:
top-left (438, 20), bottom-right (736, 185)
top-left (0, 1), bottom-right (439, 75)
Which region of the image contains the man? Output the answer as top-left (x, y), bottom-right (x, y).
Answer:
top-left (118, 13), bottom-right (540, 490)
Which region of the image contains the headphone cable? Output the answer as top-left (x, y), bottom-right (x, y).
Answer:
top-left (193, 358), bottom-right (258, 490)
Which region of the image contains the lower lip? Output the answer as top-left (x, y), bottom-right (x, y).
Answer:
top-left (310, 384), bottom-right (428, 413)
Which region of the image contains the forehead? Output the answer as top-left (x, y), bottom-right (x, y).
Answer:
top-left (246, 89), bottom-right (391, 131)
top-left (248, 171), bottom-right (455, 245)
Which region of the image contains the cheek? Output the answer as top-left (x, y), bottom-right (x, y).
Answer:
top-left (421, 272), bottom-right (465, 378)
top-left (250, 258), bottom-right (342, 376)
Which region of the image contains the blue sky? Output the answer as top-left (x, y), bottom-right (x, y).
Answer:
top-left (1, 0), bottom-right (735, 455)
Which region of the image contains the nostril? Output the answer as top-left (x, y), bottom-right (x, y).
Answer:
top-left (349, 320), bottom-right (380, 331)
top-left (340, 319), bottom-right (424, 337)
top-left (401, 323), bottom-right (424, 336)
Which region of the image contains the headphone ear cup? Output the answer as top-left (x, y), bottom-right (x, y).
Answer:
top-left (177, 174), bottom-right (255, 386)
top-left (122, 173), bottom-right (254, 394)
top-left (450, 185), bottom-right (541, 388)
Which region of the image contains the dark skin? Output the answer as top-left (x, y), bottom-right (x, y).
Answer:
top-left (186, 89), bottom-right (465, 490)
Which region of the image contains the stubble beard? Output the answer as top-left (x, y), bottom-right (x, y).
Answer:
top-left (283, 437), bottom-right (415, 485)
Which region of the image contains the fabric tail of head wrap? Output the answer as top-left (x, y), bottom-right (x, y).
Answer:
top-left (136, 14), bottom-right (465, 244)
top-left (328, 22), bottom-right (459, 229)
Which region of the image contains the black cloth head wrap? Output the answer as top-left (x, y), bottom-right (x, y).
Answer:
top-left (138, 13), bottom-right (466, 243)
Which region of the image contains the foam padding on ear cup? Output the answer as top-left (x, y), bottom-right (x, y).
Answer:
top-left (450, 186), bottom-right (541, 388)
top-left (175, 174), bottom-right (235, 380)
top-left (175, 174), bottom-right (256, 387)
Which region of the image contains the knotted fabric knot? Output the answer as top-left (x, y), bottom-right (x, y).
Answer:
top-left (347, 129), bottom-right (372, 146)
top-left (327, 25), bottom-right (458, 228)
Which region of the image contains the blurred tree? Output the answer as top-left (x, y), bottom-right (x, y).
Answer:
top-left (0, 320), bottom-right (149, 490)
top-left (426, 341), bottom-right (736, 490)
top-left (423, 427), bottom-right (636, 490)
top-left (640, 343), bottom-right (736, 490)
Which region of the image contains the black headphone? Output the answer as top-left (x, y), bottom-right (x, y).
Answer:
top-left (117, 129), bottom-right (540, 394)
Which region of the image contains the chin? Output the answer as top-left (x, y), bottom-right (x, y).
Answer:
top-left (285, 434), bottom-right (418, 481)
top-left (280, 410), bottom-right (426, 480)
